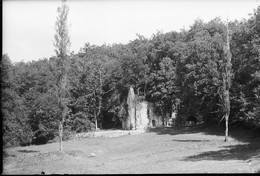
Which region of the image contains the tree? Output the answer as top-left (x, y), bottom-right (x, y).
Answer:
top-left (174, 18), bottom-right (231, 127)
top-left (218, 21), bottom-right (232, 142)
top-left (1, 54), bottom-right (33, 147)
top-left (148, 57), bottom-right (177, 125)
top-left (53, 0), bottom-right (71, 151)
top-left (68, 44), bottom-right (119, 131)
top-left (3, 6), bottom-right (260, 148)
top-left (145, 32), bottom-right (179, 124)
top-left (229, 6), bottom-right (260, 132)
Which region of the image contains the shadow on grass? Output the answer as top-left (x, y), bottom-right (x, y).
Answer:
top-left (148, 124), bottom-right (260, 162)
top-left (3, 151), bottom-right (16, 158)
top-left (172, 139), bottom-right (210, 142)
top-left (182, 144), bottom-right (260, 161)
top-left (147, 124), bottom-right (224, 136)
top-left (17, 150), bottom-right (39, 153)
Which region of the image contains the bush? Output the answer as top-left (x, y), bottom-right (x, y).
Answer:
top-left (69, 112), bottom-right (96, 133)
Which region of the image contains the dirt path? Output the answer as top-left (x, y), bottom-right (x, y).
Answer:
top-left (3, 126), bottom-right (260, 174)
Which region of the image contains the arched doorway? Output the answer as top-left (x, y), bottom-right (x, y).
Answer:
top-left (152, 120), bottom-right (156, 127)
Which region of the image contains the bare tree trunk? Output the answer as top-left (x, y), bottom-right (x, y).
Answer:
top-left (93, 90), bottom-right (98, 131)
top-left (144, 84), bottom-right (147, 98)
top-left (162, 108), bottom-right (166, 126)
top-left (56, 69), bottom-right (66, 152)
top-left (225, 114), bottom-right (229, 142)
top-left (59, 121), bottom-right (63, 151)
top-left (98, 70), bottom-right (102, 129)
top-left (94, 110), bottom-right (97, 131)
top-left (225, 21), bottom-right (231, 142)
top-left (93, 70), bottom-right (103, 131)
top-left (59, 67), bottom-right (68, 151)
top-left (165, 110), bottom-right (168, 126)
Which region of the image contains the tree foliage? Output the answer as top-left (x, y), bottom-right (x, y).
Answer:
top-left (2, 6), bottom-right (260, 147)
top-left (1, 55), bottom-right (33, 147)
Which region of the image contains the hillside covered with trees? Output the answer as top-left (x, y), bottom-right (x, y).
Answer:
top-left (1, 5), bottom-right (260, 147)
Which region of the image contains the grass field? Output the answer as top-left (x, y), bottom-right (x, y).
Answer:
top-left (3, 125), bottom-right (260, 174)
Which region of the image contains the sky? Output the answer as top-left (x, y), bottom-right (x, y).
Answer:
top-left (3, 0), bottom-right (260, 63)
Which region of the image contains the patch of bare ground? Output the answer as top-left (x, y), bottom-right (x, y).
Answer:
top-left (2, 125), bottom-right (260, 174)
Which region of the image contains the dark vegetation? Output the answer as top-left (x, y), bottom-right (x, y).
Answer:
top-left (1, 6), bottom-right (260, 147)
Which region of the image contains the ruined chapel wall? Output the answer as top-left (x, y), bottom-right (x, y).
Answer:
top-left (124, 86), bottom-right (164, 130)
top-left (135, 101), bottom-right (149, 129)
top-left (147, 102), bottom-right (163, 127)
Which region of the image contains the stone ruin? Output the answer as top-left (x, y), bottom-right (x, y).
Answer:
top-left (122, 87), bottom-right (163, 130)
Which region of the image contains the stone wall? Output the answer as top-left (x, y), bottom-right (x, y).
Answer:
top-left (122, 87), bottom-right (164, 130)
top-left (147, 102), bottom-right (163, 127)
top-left (135, 101), bottom-right (149, 129)
top-left (127, 87), bottom-right (135, 130)
top-left (131, 100), bottom-right (163, 130)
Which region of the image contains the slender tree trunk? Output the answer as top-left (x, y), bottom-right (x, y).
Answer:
top-left (221, 20), bottom-right (232, 142)
top-left (56, 69), bottom-right (65, 152)
top-left (54, 0), bottom-right (70, 152)
top-left (59, 121), bottom-right (63, 151)
top-left (98, 70), bottom-right (102, 129)
top-left (134, 97), bottom-right (137, 130)
top-left (93, 90), bottom-right (98, 131)
top-left (225, 114), bottom-right (229, 142)
top-left (94, 110), bottom-right (97, 131)
top-left (165, 106), bottom-right (168, 126)
top-left (162, 108), bottom-right (166, 126)
top-left (57, 87), bottom-right (63, 151)
top-left (144, 84), bottom-right (147, 98)
top-left (59, 66), bottom-right (68, 151)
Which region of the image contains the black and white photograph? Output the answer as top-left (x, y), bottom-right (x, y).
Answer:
top-left (2, 0), bottom-right (260, 174)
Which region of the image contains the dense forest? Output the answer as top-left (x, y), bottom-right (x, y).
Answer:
top-left (1, 6), bottom-right (260, 147)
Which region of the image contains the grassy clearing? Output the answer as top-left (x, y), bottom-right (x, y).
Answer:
top-left (3, 125), bottom-right (260, 174)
